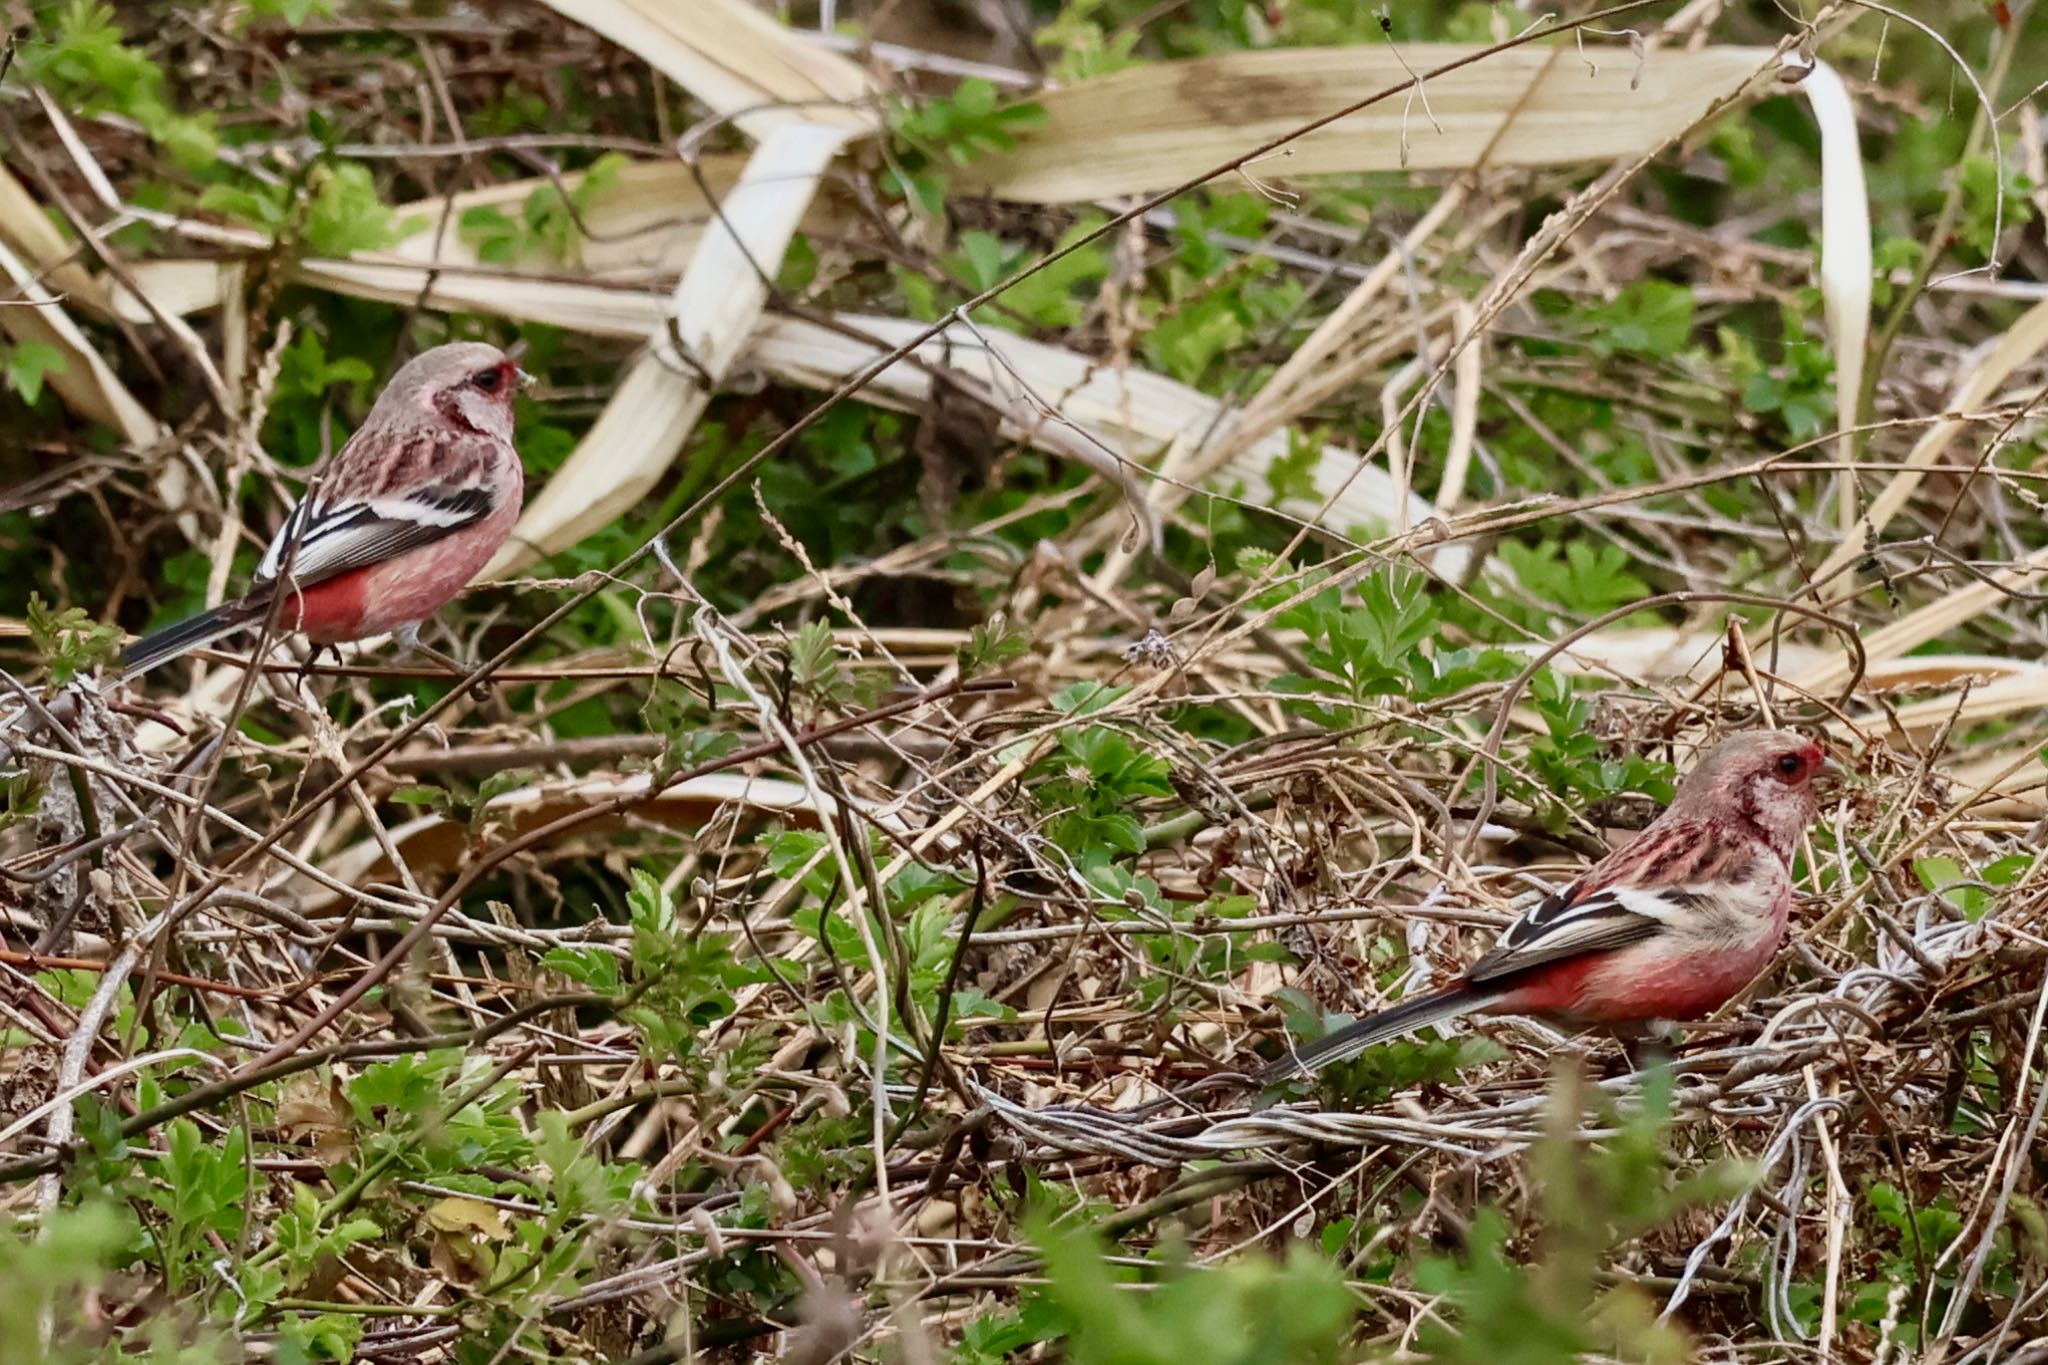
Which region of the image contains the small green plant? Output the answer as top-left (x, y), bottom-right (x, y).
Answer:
top-left (1586, 280), bottom-right (1697, 360)
top-left (242, 0), bottom-right (339, 25)
top-left (2, 342), bottom-right (66, 405)
top-left (1515, 669), bottom-right (1676, 824)
top-left (612, 868), bottom-right (772, 1069)
top-left (1410, 1066), bottom-right (1742, 1364)
top-left (143, 1118), bottom-right (252, 1294)
top-left (25, 0), bottom-right (218, 167)
top-left (886, 78), bottom-right (1046, 214)
top-left (25, 592), bottom-right (123, 684)
top-left (0, 769), bottom-right (45, 838)
top-left (1026, 682), bottom-right (1173, 860)
top-left (1254, 561), bottom-right (1521, 720)
top-left (199, 160), bottom-right (422, 257)
top-left (957, 614), bottom-right (1031, 677)
top-left (1026, 1212), bottom-right (1357, 1365)
top-left (1493, 539), bottom-right (1651, 621)
top-left (460, 153), bottom-right (628, 265)
top-left (1719, 305), bottom-right (1835, 442)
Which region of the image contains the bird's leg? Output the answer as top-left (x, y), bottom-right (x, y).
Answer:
top-left (392, 622), bottom-right (467, 679)
top-left (1615, 1019), bottom-right (1678, 1077)
top-left (294, 642), bottom-right (338, 693)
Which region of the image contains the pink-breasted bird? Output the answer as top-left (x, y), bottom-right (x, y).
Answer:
top-left (1265, 730), bottom-right (1829, 1081)
top-left (120, 342), bottom-right (528, 677)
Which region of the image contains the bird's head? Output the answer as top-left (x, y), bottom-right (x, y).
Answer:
top-left (1670, 729), bottom-right (1830, 860)
top-left (382, 341), bottom-right (525, 443)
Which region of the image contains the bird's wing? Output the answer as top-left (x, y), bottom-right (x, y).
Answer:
top-left (253, 482), bottom-right (493, 589)
top-left (1464, 882), bottom-right (1695, 984)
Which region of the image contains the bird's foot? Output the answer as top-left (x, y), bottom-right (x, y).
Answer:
top-left (1615, 1020), bottom-right (1679, 1078)
top-left (393, 623), bottom-right (467, 679)
top-left (295, 642), bottom-right (339, 692)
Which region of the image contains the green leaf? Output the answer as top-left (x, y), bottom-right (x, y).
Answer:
top-left (1589, 279), bottom-right (1696, 359)
top-left (958, 615), bottom-right (1031, 676)
top-left (1051, 681), bottom-right (1128, 716)
top-left (1914, 855), bottom-right (1992, 921)
top-left (25, 592), bottom-right (122, 684)
top-left (3, 341), bottom-right (66, 404)
top-left (303, 160), bottom-right (419, 256)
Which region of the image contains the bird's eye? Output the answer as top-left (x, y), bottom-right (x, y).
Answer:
top-left (1775, 753), bottom-right (1805, 781)
top-left (471, 367), bottom-right (503, 393)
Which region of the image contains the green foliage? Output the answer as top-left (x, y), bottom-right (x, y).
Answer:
top-left (388, 768), bottom-right (537, 838)
top-left (26, 0), bottom-right (218, 167)
top-left (957, 614), bottom-right (1031, 676)
top-left (935, 219), bottom-right (1113, 330)
top-left (0, 768), bottom-right (44, 839)
top-left (1411, 1069), bottom-right (1739, 1364)
top-left (1587, 280), bottom-right (1696, 360)
top-left (143, 1118), bottom-right (251, 1292)
top-left (1718, 307), bottom-right (1834, 442)
top-left (1267, 987), bottom-right (1507, 1102)
top-left (1029, 1213), bottom-right (1356, 1365)
top-left (1912, 852), bottom-right (2031, 922)
top-left (1493, 540), bottom-right (1650, 620)
top-left (460, 153), bottom-right (628, 265)
top-left (640, 679), bottom-right (742, 778)
top-left (274, 1312), bottom-right (363, 1365)
top-left (1261, 563), bottom-right (1521, 718)
top-left (785, 618), bottom-right (859, 712)
top-left (892, 78), bottom-right (1046, 165)
top-left (1034, 0), bottom-right (1143, 80)
top-left (3, 342), bottom-right (66, 406)
top-left (616, 867), bottom-right (770, 1069)
top-left (199, 161), bottom-right (422, 257)
top-left (1515, 670), bottom-right (1676, 824)
top-left (1954, 154), bottom-right (2035, 263)
top-left (259, 1183), bottom-right (382, 1311)
top-left (0, 1205), bottom-right (223, 1365)
top-left (1823, 1182), bottom-right (1970, 1347)
top-left (1030, 713), bottom-right (1174, 859)
top-left (25, 592), bottom-right (122, 684)
top-left (887, 78), bottom-right (1046, 214)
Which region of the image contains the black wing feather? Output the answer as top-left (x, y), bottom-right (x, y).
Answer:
top-left (255, 483), bottom-right (492, 589)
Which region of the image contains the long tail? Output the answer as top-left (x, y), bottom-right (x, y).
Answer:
top-left (1259, 985), bottom-right (1501, 1083)
top-left (120, 599), bottom-right (265, 677)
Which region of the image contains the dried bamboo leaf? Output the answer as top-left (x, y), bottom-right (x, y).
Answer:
top-left (1796, 543), bottom-right (2048, 698)
top-left (960, 43), bottom-right (1775, 202)
top-left (750, 312), bottom-right (1468, 577)
top-left (1863, 666), bottom-right (2048, 737)
top-left (1809, 296), bottom-right (2048, 601)
top-left (114, 250), bottom-right (1406, 557)
top-left (484, 121), bottom-right (861, 577)
top-left (0, 239), bottom-right (160, 448)
top-left (111, 157), bottom-right (856, 324)
top-left (531, 0), bottom-right (876, 137)
top-left (1800, 60), bottom-right (1872, 532)
top-left (0, 162), bottom-right (101, 306)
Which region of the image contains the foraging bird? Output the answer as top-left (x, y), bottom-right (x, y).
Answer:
top-left (121, 343), bottom-right (528, 678)
top-left (1265, 730), bottom-right (1830, 1082)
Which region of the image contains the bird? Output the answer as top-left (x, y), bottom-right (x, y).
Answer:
top-left (120, 342), bottom-right (528, 678)
top-left (1263, 729), bottom-right (1830, 1083)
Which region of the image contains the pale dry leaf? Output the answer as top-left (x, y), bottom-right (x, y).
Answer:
top-left (275, 1072), bottom-right (353, 1166)
top-left (959, 43), bottom-right (1775, 202)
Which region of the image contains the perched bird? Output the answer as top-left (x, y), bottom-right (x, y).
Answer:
top-left (121, 342), bottom-right (528, 678)
top-left (1266, 730), bottom-right (1830, 1082)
